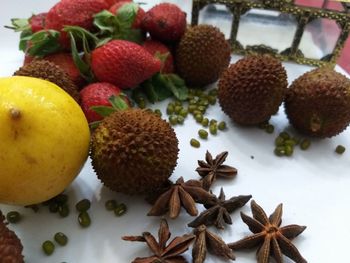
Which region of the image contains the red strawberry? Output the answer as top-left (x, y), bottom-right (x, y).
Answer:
top-left (80, 82), bottom-right (126, 122)
top-left (29, 13), bottom-right (47, 33)
top-left (104, 0), bottom-right (132, 8)
top-left (141, 3), bottom-right (186, 43)
top-left (109, 1), bottom-right (145, 29)
top-left (45, 0), bottom-right (108, 49)
top-left (91, 40), bottom-right (161, 88)
top-left (143, 39), bottom-right (174, 73)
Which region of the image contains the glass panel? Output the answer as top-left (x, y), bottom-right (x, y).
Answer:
top-left (198, 4), bottom-right (233, 39)
top-left (299, 18), bottom-right (341, 60)
top-left (236, 9), bottom-right (298, 53)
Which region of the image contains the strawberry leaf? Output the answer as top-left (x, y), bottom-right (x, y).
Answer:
top-left (109, 95), bottom-right (129, 110)
top-left (19, 29), bottom-right (33, 51)
top-left (89, 121), bottom-right (101, 129)
top-left (26, 30), bottom-right (61, 57)
top-left (93, 3), bottom-right (143, 44)
top-left (5, 18), bottom-right (30, 32)
top-left (90, 106), bottom-right (116, 117)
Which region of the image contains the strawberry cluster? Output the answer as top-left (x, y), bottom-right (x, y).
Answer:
top-left (9, 0), bottom-right (188, 123)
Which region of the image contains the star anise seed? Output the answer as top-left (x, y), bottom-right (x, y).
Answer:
top-left (196, 151), bottom-right (237, 190)
top-left (228, 200), bottom-right (307, 263)
top-left (188, 188), bottom-right (252, 229)
top-left (192, 224), bottom-right (235, 263)
top-left (147, 177), bottom-right (216, 219)
top-left (123, 218), bottom-right (195, 263)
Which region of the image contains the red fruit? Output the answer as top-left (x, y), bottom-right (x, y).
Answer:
top-left (143, 39), bottom-right (174, 73)
top-left (29, 13), bottom-right (47, 33)
top-left (45, 0), bottom-right (108, 49)
top-left (91, 40), bottom-right (161, 88)
top-left (80, 82), bottom-right (125, 122)
top-left (141, 3), bottom-right (186, 43)
top-left (104, 0), bottom-right (131, 8)
top-left (109, 1), bottom-right (145, 29)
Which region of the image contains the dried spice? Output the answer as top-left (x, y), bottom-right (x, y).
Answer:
top-left (192, 224), bottom-right (235, 263)
top-left (188, 188), bottom-right (252, 229)
top-left (228, 200), bottom-right (307, 263)
top-left (196, 151), bottom-right (237, 190)
top-left (122, 218), bottom-right (195, 263)
top-left (147, 177), bottom-right (216, 219)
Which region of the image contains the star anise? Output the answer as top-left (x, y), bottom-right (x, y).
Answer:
top-left (196, 151), bottom-right (237, 190)
top-left (192, 224), bottom-right (235, 263)
top-left (228, 200), bottom-right (307, 263)
top-left (188, 187), bottom-right (252, 229)
top-left (147, 177), bottom-right (216, 219)
top-left (122, 218), bottom-right (195, 263)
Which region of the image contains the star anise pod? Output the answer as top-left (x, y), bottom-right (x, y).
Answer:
top-left (122, 218), bottom-right (195, 263)
top-left (196, 151), bottom-right (237, 190)
top-left (192, 224), bottom-right (235, 263)
top-left (147, 177), bottom-right (216, 219)
top-left (228, 200), bottom-right (307, 263)
top-left (188, 187), bottom-right (252, 229)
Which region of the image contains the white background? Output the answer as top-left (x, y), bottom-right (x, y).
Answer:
top-left (1, 1), bottom-right (350, 262)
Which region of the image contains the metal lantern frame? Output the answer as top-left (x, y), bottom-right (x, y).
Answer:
top-left (191, 0), bottom-right (350, 67)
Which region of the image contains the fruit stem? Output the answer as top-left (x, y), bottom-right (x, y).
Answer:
top-left (9, 107), bottom-right (21, 120)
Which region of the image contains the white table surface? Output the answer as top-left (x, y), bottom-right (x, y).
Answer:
top-left (1, 1), bottom-right (350, 263)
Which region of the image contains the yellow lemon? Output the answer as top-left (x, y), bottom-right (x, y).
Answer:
top-left (0, 76), bottom-right (90, 205)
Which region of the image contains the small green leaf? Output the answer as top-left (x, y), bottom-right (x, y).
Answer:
top-left (27, 30), bottom-right (61, 57)
top-left (90, 106), bottom-right (116, 117)
top-left (154, 51), bottom-right (169, 64)
top-left (5, 18), bottom-right (30, 32)
top-left (93, 10), bottom-right (117, 35)
top-left (159, 74), bottom-right (188, 101)
top-left (68, 31), bottom-right (94, 82)
top-left (89, 121), bottom-right (101, 129)
top-left (116, 2), bottom-right (139, 27)
top-left (19, 29), bottom-right (33, 51)
top-left (108, 95), bottom-right (129, 110)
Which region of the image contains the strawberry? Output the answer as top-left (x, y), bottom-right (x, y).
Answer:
top-left (80, 82), bottom-right (127, 122)
top-left (141, 3), bottom-right (187, 43)
top-left (143, 39), bottom-right (174, 73)
top-left (29, 13), bottom-right (47, 33)
top-left (91, 40), bottom-right (161, 88)
top-left (45, 0), bottom-right (108, 49)
top-left (104, 0), bottom-right (132, 8)
top-left (109, 1), bottom-right (145, 29)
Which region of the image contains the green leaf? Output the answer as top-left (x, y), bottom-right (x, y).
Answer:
top-left (26, 30), bottom-right (61, 57)
top-left (108, 95), bottom-right (129, 110)
top-left (157, 74), bottom-right (188, 101)
top-left (63, 26), bottom-right (99, 45)
top-left (89, 121), bottom-right (101, 129)
top-left (116, 2), bottom-right (139, 27)
top-left (68, 31), bottom-right (94, 82)
top-left (19, 29), bottom-right (33, 51)
top-left (5, 18), bottom-right (30, 32)
top-left (93, 3), bottom-right (143, 44)
top-left (93, 10), bottom-right (117, 35)
top-left (90, 106), bottom-right (116, 117)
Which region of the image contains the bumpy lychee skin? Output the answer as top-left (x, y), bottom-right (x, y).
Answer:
top-left (285, 67), bottom-right (350, 138)
top-left (218, 55), bottom-right (288, 125)
top-left (90, 109), bottom-right (179, 195)
top-left (0, 211), bottom-right (24, 263)
top-left (175, 25), bottom-right (231, 87)
top-left (14, 60), bottom-right (80, 103)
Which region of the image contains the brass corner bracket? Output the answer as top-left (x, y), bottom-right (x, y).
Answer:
top-left (191, 0), bottom-right (350, 67)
